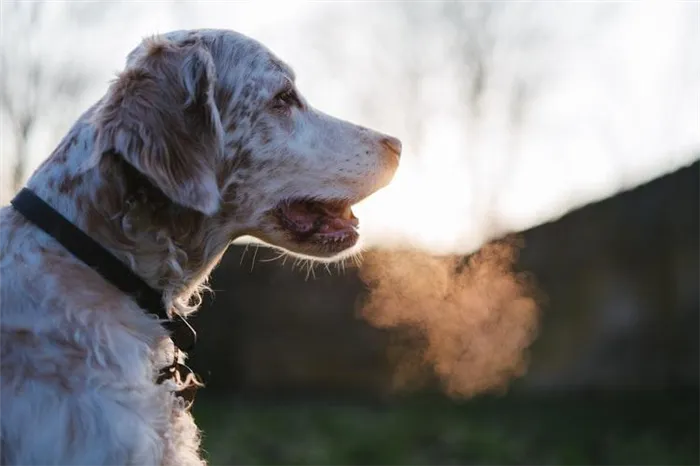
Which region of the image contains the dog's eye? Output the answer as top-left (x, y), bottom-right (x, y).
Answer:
top-left (273, 88), bottom-right (301, 109)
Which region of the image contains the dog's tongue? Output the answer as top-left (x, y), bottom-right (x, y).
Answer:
top-left (282, 201), bottom-right (358, 234)
top-left (283, 203), bottom-right (318, 232)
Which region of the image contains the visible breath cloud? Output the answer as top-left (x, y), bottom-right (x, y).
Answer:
top-left (358, 238), bottom-right (541, 398)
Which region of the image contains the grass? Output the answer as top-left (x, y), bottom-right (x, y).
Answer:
top-left (193, 390), bottom-right (699, 465)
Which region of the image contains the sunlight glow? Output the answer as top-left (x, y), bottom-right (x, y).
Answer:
top-left (1, 1), bottom-right (697, 254)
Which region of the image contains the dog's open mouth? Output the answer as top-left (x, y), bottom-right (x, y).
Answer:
top-left (275, 198), bottom-right (360, 246)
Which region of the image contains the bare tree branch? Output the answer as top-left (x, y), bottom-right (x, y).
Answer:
top-left (0, 1), bottom-right (103, 191)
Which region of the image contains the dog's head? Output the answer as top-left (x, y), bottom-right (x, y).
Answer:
top-left (92, 29), bottom-right (400, 260)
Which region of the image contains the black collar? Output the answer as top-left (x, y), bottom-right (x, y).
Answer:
top-left (11, 188), bottom-right (199, 402)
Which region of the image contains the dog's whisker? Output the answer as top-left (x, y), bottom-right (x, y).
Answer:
top-left (249, 245), bottom-right (260, 272)
top-left (353, 252), bottom-right (364, 268)
top-left (260, 251), bottom-right (287, 263)
top-left (239, 244), bottom-right (250, 266)
top-left (302, 259), bottom-right (310, 281)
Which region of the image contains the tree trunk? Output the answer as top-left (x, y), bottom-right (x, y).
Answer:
top-left (12, 121), bottom-right (31, 192)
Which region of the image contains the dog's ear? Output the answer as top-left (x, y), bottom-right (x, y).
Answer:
top-left (93, 36), bottom-right (224, 215)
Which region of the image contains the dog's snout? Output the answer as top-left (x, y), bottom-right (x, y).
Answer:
top-left (380, 136), bottom-right (402, 158)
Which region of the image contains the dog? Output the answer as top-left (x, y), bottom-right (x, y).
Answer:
top-left (0, 29), bottom-right (401, 465)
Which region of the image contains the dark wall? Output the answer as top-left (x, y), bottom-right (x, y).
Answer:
top-left (520, 161), bottom-right (699, 390)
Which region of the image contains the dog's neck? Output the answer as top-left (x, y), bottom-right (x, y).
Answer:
top-left (25, 108), bottom-right (236, 314)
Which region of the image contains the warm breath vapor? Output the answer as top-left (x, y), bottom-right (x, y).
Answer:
top-left (358, 238), bottom-right (540, 398)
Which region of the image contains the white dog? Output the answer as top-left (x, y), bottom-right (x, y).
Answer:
top-left (0, 29), bottom-right (400, 465)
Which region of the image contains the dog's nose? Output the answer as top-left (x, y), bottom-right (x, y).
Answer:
top-left (380, 136), bottom-right (402, 158)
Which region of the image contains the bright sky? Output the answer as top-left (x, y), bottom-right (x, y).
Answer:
top-left (1, 1), bottom-right (698, 254)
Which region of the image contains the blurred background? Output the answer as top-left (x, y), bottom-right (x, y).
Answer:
top-left (1, 1), bottom-right (698, 464)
